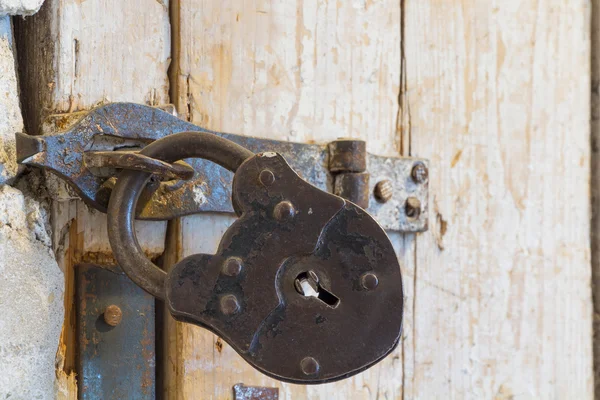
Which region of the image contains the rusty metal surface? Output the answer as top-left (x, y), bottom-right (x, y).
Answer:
top-left (84, 150), bottom-right (195, 180)
top-left (333, 172), bottom-right (370, 209)
top-left (233, 384), bottom-right (279, 400)
top-left (107, 131), bottom-right (254, 300)
top-left (116, 146), bottom-right (405, 384)
top-left (76, 264), bottom-right (155, 399)
top-left (104, 132), bottom-right (403, 383)
top-left (367, 154), bottom-right (429, 232)
top-left (17, 102), bottom-right (427, 231)
top-left (328, 139), bottom-right (367, 172)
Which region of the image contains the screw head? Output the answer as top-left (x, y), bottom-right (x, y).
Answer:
top-left (103, 305), bottom-right (123, 327)
top-left (405, 197), bottom-right (421, 219)
top-left (374, 180), bottom-right (394, 203)
top-left (220, 294), bottom-right (240, 315)
top-left (273, 200), bottom-right (295, 221)
top-left (222, 257), bottom-right (243, 276)
top-left (300, 356), bottom-right (320, 375)
top-left (259, 169), bottom-right (275, 186)
top-left (411, 162), bottom-right (428, 184)
top-left (361, 272), bottom-right (379, 290)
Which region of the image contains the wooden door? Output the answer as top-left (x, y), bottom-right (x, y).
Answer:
top-left (16, 0), bottom-right (593, 399)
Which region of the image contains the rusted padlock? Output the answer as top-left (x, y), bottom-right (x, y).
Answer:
top-left (107, 131), bottom-right (403, 384)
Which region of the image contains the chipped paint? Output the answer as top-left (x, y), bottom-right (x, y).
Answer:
top-left (192, 182), bottom-right (209, 206)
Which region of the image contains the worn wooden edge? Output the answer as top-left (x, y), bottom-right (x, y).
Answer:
top-left (592, 0), bottom-right (600, 397)
top-left (158, 218), bottom-right (183, 399)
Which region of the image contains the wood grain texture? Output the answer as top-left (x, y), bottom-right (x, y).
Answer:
top-left (14, 0), bottom-right (171, 258)
top-left (15, 0), bottom-right (170, 134)
top-left (164, 0), bottom-right (407, 398)
top-left (16, 0), bottom-right (592, 397)
top-left (167, 1), bottom-right (594, 399)
top-left (14, 0), bottom-right (171, 395)
top-left (171, 0), bottom-right (401, 156)
top-left (404, 1), bottom-right (593, 398)
top-left (592, 0), bottom-right (600, 397)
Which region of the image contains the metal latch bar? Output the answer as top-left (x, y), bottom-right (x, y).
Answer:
top-left (16, 102), bottom-right (428, 232)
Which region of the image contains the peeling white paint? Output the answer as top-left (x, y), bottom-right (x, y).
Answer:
top-left (192, 182), bottom-right (208, 206)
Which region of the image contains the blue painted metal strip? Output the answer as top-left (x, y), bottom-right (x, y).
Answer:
top-left (77, 265), bottom-right (155, 399)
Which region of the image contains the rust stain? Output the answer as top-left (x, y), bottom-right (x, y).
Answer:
top-left (215, 337), bottom-right (223, 353)
top-left (451, 149), bottom-right (462, 168)
top-left (432, 198), bottom-right (448, 251)
top-left (141, 323), bottom-right (154, 394)
top-left (210, 44), bottom-right (233, 130)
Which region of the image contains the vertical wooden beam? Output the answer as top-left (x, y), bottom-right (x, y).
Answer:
top-left (405, 1), bottom-right (593, 398)
top-left (164, 0), bottom-right (406, 398)
top-left (14, 0), bottom-right (171, 395)
top-left (592, 0), bottom-right (600, 397)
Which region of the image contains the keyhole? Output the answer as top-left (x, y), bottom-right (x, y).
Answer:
top-left (294, 271), bottom-right (340, 308)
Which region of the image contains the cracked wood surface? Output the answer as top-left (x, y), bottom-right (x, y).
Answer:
top-left (164, 0), bottom-right (406, 398)
top-left (14, 1), bottom-right (171, 397)
top-left (404, 1), bottom-right (592, 398)
top-left (592, 0), bottom-right (600, 398)
top-left (16, 0), bottom-right (594, 398)
top-left (165, 1), bottom-right (593, 399)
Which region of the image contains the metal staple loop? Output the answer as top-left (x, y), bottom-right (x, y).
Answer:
top-left (84, 151), bottom-right (196, 181)
top-left (107, 131), bottom-right (255, 300)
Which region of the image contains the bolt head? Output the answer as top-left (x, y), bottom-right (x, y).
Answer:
top-left (374, 180), bottom-right (394, 203)
top-left (259, 169), bottom-right (275, 186)
top-left (103, 305), bottom-right (123, 327)
top-left (222, 257), bottom-right (243, 276)
top-left (220, 294), bottom-right (240, 315)
top-left (411, 162), bottom-right (428, 184)
top-left (405, 197), bottom-right (421, 219)
top-left (273, 200), bottom-right (295, 221)
top-left (361, 272), bottom-right (379, 290)
top-left (300, 356), bottom-right (320, 375)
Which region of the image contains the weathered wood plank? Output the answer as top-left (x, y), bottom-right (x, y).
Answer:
top-left (15, 0), bottom-right (171, 256)
top-left (591, 0), bottom-right (600, 397)
top-left (14, 0), bottom-right (171, 395)
top-left (405, 1), bottom-right (593, 398)
top-left (164, 0), bottom-right (406, 398)
top-left (172, 0), bottom-right (401, 155)
top-left (15, 0), bottom-right (170, 134)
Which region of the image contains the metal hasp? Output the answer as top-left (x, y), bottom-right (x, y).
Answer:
top-left (15, 102), bottom-right (428, 232)
top-left (233, 384), bottom-right (279, 400)
top-left (76, 265), bottom-right (155, 399)
top-left (105, 130), bottom-right (404, 384)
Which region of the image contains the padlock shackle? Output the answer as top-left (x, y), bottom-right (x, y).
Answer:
top-left (107, 131), bottom-right (255, 300)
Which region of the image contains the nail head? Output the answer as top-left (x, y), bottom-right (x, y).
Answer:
top-left (220, 294), bottom-right (240, 315)
top-left (103, 305), bottom-right (123, 327)
top-left (222, 257), bottom-right (243, 276)
top-left (374, 180), bottom-right (393, 203)
top-left (273, 200), bottom-right (295, 221)
top-left (411, 162), bottom-right (428, 184)
top-left (300, 356), bottom-right (320, 375)
top-left (361, 272), bottom-right (379, 290)
top-left (405, 197), bottom-right (421, 219)
top-left (259, 169), bottom-right (275, 186)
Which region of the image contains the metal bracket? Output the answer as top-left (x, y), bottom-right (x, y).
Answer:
top-left (17, 102), bottom-right (428, 232)
top-left (233, 384), bottom-right (279, 400)
top-left (76, 265), bottom-right (155, 399)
